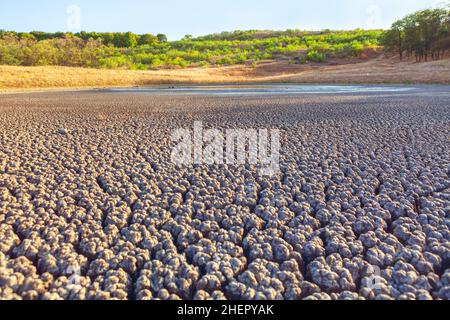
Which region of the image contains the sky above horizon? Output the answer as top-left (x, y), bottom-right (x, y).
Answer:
top-left (0, 0), bottom-right (446, 40)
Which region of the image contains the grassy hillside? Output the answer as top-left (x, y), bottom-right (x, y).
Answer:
top-left (1, 6), bottom-right (448, 89)
top-left (0, 29), bottom-right (382, 70)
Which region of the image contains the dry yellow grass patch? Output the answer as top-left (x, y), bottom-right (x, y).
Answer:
top-left (1, 56), bottom-right (449, 92)
top-left (0, 65), bottom-right (249, 91)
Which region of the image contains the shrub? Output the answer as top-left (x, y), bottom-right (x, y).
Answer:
top-left (306, 50), bottom-right (327, 62)
top-left (350, 41), bottom-right (364, 56)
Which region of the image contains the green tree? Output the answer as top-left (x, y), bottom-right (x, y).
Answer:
top-left (382, 7), bottom-right (449, 62)
top-left (100, 33), bottom-right (115, 46)
top-left (18, 33), bottom-right (36, 40)
top-left (383, 20), bottom-right (405, 60)
top-left (157, 33), bottom-right (168, 42)
top-left (138, 34), bottom-right (158, 45)
top-left (113, 32), bottom-right (138, 47)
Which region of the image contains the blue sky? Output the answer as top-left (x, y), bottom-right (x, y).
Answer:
top-left (0, 0), bottom-right (446, 40)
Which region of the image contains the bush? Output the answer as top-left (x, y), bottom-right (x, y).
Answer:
top-left (350, 41), bottom-right (364, 56)
top-left (306, 50), bottom-right (327, 62)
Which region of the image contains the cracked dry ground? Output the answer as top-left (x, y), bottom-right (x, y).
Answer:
top-left (0, 90), bottom-right (449, 300)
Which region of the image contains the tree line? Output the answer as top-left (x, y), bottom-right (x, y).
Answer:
top-left (382, 7), bottom-right (450, 61)
top-left (0, 31), bottom-right (168, 48)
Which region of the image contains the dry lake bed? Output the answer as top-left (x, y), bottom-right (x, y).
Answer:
top-left (0, 85), bottom-right (449, 300)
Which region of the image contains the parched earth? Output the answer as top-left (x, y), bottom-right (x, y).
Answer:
top-left (0, 86), bottom-right (449, 300)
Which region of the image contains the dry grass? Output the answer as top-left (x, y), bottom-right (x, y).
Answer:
top-left (0, 65), bottom-right (248, 91)
top-left (263, 55), bottom-right (450, 84)
top-left (1, 55), bottom-right (449, 91)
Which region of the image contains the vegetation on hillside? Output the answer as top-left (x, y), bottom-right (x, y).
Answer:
top-left (382, 7), bottom-right (450, 61)
top-left (0, 29), bottom-right (381, 70)
top-left (1, 5), bottom-right (448, 71)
